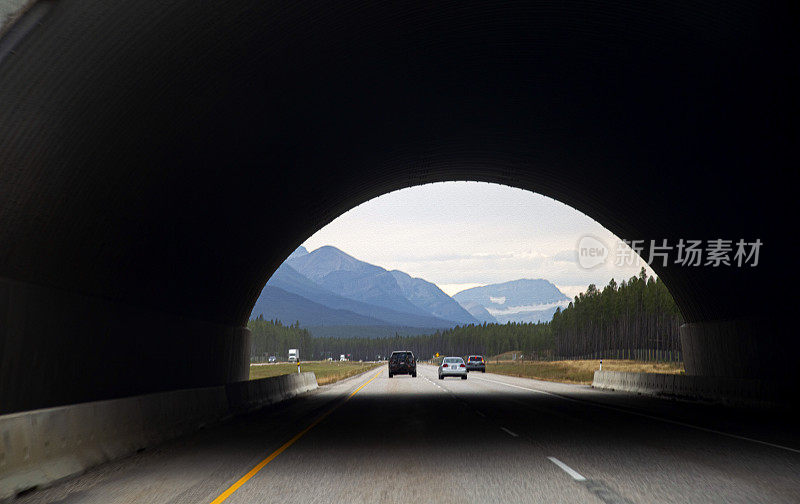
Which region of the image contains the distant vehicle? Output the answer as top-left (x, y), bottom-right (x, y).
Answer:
top-left (288, 349), bottom-right (298, 362)
top-left (268, 355), bottom-right (277, 363)
top-left (388, 351), bottom-right (416, 378)
top-left (439, 357), bottom-right (467, 380)
top-left (466, 355), bottom-right (485, 372)
top-left (340, 354), bottom-right (347, 361)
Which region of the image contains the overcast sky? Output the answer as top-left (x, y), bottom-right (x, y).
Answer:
top-left (300, 182), bottom-right (654, 299)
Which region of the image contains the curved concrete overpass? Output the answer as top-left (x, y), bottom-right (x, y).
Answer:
top-left (0, 1), bottom-right (796, 413)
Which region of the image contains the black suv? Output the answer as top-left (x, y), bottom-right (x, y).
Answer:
top-left (388, 351), bottom-right (416, 378)
top-left (466, 355), bottom-right (486, 372)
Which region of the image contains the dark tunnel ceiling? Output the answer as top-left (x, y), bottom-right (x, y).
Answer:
top-left (0, 1), bottom-right (795, 327)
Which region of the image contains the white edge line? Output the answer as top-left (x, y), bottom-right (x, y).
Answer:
top-left (472, 376), bottom-right (800, 455)
top-left (500, 427), bottom-right (518, 437)
top-left (548, 456), bottom-right (586, 481)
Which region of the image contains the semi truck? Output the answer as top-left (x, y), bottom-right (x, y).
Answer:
top-left (288, 348), bottom-right (299, 362)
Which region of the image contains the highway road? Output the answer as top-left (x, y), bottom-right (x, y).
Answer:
top-left (15, 364), bottom-right (800, 503)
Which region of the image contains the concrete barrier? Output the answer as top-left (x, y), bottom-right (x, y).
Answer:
top-left (0, 372), bottom-right (318, 501)
top-left (0, 0), bottom-right (32, 34)
top-left (225, 372), bottom-right (317, 414)
top-left (592, 370), bottom-right (788, 407)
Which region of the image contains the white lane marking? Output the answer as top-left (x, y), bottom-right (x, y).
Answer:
top-left (476, 410), bottom-right (486, 418)
top-left (547, 457), bottom-right (586, 481)
top-left (472, 376), bottom-right (800, 455)
top-left (472, 376), bottom-right (549, 395)
top-left (422, 374), bottom-right (446, 391)
top-left (500, 427), bottom-right (518, 437)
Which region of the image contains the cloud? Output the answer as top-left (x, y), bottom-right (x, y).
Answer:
top-left (486, 300), bottom-right (572, 316)
top-left (300, 181), bottom-right (662, 294)
top-left (391, 252), bottom-right (516, 263)
top-left (552, 249), bottom-right (578, 263)
top-left (555, 285), bottom-right (589, 299)
top-left (438, 283), bottom-right (485, 296)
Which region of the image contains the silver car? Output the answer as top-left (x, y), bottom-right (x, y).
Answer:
top-left (438, 357), bottom-right (467, 380)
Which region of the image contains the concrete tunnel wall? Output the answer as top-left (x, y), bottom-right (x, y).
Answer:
top-left (0, 1), bottom-right (796, 413)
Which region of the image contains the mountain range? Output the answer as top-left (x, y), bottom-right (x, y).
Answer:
top-left (255, 260), bottom-right (458, 328)
top-left (453, 279), bottom-right (571, 324)
top-left (250, 245), bottom-right (571, 335)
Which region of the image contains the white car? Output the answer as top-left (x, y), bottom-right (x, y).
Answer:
top-left (438, 357), bottom-right (467, 380)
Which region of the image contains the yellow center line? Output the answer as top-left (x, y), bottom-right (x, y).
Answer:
top-left (209, 368), bottom-right (383, 504)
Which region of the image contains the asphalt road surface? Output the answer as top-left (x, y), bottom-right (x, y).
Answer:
top-left (15, 364), bottom-right (800, 503)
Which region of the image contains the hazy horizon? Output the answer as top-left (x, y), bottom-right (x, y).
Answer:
top-left (299, 182), bottom-right (655, 300)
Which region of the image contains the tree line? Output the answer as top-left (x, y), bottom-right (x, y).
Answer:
top-left (550, 268), bottom-right (683, 361)
top-left (248, 316), bottom-right (553, 362)
top-left (249, 268), bottom-right (684, 362)
top-left (248, 317), bottom-right (314, 361)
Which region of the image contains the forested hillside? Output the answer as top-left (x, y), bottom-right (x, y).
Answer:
top-left (250, 269), bottom-right (684, 362)
top-left (551, 268), bottom-right (683, 360)
top-left (249, 317), bottom-right (313, 359)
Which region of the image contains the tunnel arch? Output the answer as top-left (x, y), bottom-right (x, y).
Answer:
top-left (0, 1), bottom-right (794, 413)
top-left (253, 176), bottom-right (682, 318)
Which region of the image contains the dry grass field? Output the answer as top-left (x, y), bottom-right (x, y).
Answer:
top-left (249, 361), bottom-right (383, 385)
top-left (486, 357), bottom-right (684, 385)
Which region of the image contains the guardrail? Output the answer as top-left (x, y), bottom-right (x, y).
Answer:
top-left (591, 370), bottom-right (788, 407)
top-left (0, 372), bottom-right (317, 502)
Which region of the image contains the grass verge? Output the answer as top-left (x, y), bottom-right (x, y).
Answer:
top-left (486, 359), bottom-right (684, 385)
top-left (250, 361), bottom-right (383, 386)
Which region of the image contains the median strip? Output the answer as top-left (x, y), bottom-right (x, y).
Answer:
top-left (209, 368), bottom-right (382, 504)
